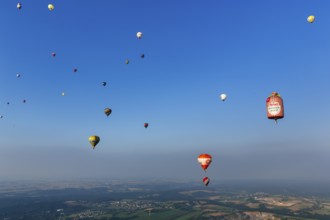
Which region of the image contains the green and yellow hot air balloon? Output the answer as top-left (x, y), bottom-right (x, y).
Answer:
top-left (89, 136), bottom-right (100, 149)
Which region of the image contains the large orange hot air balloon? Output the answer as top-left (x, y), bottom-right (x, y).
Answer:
top-left (266, 92), bottom-right (284, 124)
top-left (198, 154), bottom-right (212, 171)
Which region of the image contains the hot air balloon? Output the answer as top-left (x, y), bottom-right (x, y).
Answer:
top-left (307, 15), bottom-right (315, 23)
top-left (17, 3), bottom-right (22, 10)
top-left (23, 99), bottom-right (26, 103)
top-left (89, 136), bottom-right (100, 149)
top-left (0, 115), bottom-right (3, 119)
top-left (52, 52), bottom-right (56, 57)
top-left (136, 32), bottom-right (143, 39)
top-left (48, 4), bottom-right (54, 11)
top-left (16, 73), bottom-right (21, 78)
top-left (125, 59), bottom-right (130, 64)
top-left (266, 92), bottom-right (284, 124)
top-left (144, 123), bottom-right (149, 128)
top-left (141, 54), bottom-right (145, 58)
top-left (203, 177), bottom-right (210, 186)
top-left (220, 93), bottom-right (227, 101)
top-left (73, 68), bottom-right (77, 73)
top-left (102, 82), bottom-right (107, 86)
top-left (104, 108), bottom-right (112, 117)
top-left (7, 102), bottom-right (10, 105)
top-left (61, 92), bottom-right (65, 96)
top-left (198, 154), bottom-right (212, 171)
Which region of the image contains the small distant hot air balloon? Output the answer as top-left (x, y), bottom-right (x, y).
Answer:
top-left (52, 52), bottom-right (56, 57)
top-left (220, 93), bottom-right (227, 101)
top-left (61, 92), bottom-right (65, 96)
top-left (136, 32), bottom-right (143, 39)
top-left (307, 15), bottom-right (315, 23)
top-left (198, 154), bottom-right (212, 171)
top-left (17, 3), bottom-right (22, 10)
top-left (0, 115), bottom-right (3, 119)
top-left (141, 54), bottom-right (145, 58)
top-left (23, 99), bottom-right (26, 103)
top-left (125, 59), bottom-right (130, 64)
top-left (7, 102), bottom-right (10, 105)
top-left (89, 136), bottom-right (100, 149)
top-left (48, 4), bottom-right (54, 11)
top-left (102, 82), bottom-right (107, 86)
top-left (203, 177), bottom-right (210, 186)
top-left (266, 92), bottom-right (284, 124)
top-left (73, 68), bottom-right (78, 73)
top-left (144, 123), bottom-right (149, 128)
top-left (16, 73), bottom-right (21, 78)
top-left (104, 108), bottom-right (112, 117)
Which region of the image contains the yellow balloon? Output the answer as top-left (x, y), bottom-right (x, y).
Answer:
top-left (307, 15), bottom-right (315, 23)
top-left (48, 4), bottom-right (54, 11)
top-left (89, 136), bottom-right (100, 149)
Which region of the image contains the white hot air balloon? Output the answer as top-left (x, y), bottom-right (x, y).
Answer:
top-left (136, 32), bottom-right (143, 39)
top-left (17, 3), bottom-right (22, 10)
top-left (48, 4), bottom-right (54, 11)
top-left (220, 93), bottom-right (227, 101)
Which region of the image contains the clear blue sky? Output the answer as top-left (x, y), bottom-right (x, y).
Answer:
top-left (1, 0), bottom-right (330, 181)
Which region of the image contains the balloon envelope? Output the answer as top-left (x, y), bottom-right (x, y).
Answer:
top-left (307, 15), bottom-right (315, 23)
top-left (48, 4), bottom-right (54, 10)
top-left (144, 123), bottom-right (149, 128)
top-left (89, 136), bottom-right (100, 149)
top-left (17, 3), bottom-right (22, 9)
top-left (102, 82), bottom-right (107, 86)
top-left (198, 154), bottom-right (212, 171)
top-left (136, 32), bottom-right (143, 39)
top-left (203, 177), bottom-right (210, 186)
top-left (104, 108), bottom-right (112, 117)
top-left (220, 94), bottom-right (227, 101)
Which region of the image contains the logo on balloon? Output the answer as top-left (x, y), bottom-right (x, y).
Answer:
top-left (267, 102), bottom-right (281, 116)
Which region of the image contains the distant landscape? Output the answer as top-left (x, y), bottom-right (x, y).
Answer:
top-left (1, 179), bottom-right (330, 220)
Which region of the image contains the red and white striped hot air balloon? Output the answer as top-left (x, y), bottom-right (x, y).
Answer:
top-left (203, 177), bottom-right (210, 186)
top-left (197, 154), bottom-right (212, 171)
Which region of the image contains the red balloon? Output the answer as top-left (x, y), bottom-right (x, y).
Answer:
top-left (197, 154), bottom-right (212, 171)
top-left (203, 177), bottom-right (210, 186)
top-left (266, 92), bottom-right (284, 123)
top-left (144, 123), bottom-right (149, 128)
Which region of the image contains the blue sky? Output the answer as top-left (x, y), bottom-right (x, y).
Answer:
top-left (1, 0), bottom-right (330, 181)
